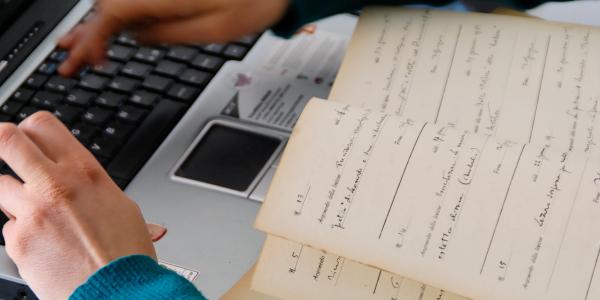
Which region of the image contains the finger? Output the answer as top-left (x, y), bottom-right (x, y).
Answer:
top-left (18, 112), bottom-right (86, 163)
top-left (58, 21), bottom-right (107, 76)
top-left (0, 175), bottom-right (25, 217)
top-left (2, 220), bottom-right (16, 248)
top-left (135, 14), bottom-right (236, 44)
top-left (57, 31), bottom-right (76, 50)
top-left (1, 220), bottom-right (22, 264)
top-left (58, 23), bottom-right (100, 76)
top-left (146, 223), bottom-right (167, 242)
top-left (57, 25), bottom-right (85, 50)
top-left (0, 124), bottom-right (54, 183)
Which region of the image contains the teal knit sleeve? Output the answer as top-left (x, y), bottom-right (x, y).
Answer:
top-left (271, 0), bottom-right (572, 37)
top-left (69, 255), bottom-right (207, 300)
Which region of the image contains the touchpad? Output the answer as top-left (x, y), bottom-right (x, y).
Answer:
top-left (175, 124), bottom-right (281, 192)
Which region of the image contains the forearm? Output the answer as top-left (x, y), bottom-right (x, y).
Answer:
top-left (271, 0), bottom-right (572, 36)
top-left (70, 255), bottom-right (207, 300)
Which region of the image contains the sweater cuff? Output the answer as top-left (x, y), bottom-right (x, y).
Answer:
top-left (270, 0), bottom-right (464, 37)
top-left (69, 255), bottom-right (205, 300)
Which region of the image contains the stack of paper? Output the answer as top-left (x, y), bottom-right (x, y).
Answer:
top-left (227, 7), bottom-right (600, 300)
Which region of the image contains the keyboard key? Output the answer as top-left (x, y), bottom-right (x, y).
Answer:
top-left (167, 84), bottom-right (199, 102)
top-left (16, 106), bottom-right (41, 122)
top-left (103, 122), bottom-right (134, 140)
top-left (70, 122), bottom-right (98, 144)
top-left (77, 66), bottom-right (91, 79)
top-left (134, 47), bottom-right (165, 64)
top-left (48, 49), bottom-right (69, 62)
top-left (80, 74), bottom-right (109, 91)
top-left (31, 91), bottom-right (62, 109)
top-left (1, 101), bottom-right (24, 116)
top-left (155, 60), bottom-right (185, 77)
top-left (83, 107), bottom-right (113, 125)
top-left (157, 43), bottom-right (171, 50)
top-left (107, 45), bottom-right (135, 62)
top-left (90, 138), bottom-right (120, 158)
top-left (108, 99), bottom-right (185, 181)
top-left (191, 54), bottom-right (224, 72)
top-left (142, 75), bottom-right (173, 92)
top-left (130, 90), bottom-right (159, 107)
top-left (37, 61), bottom-right (59, 75)
top-left (167, 46), bottom-right (198, 62)
top-left (12, 88), bottom-right (35, 102)
top-left (236, 35), bottom-right (259, 46)
top-left (121, 62), bottom-right (153, 78)
top-left (116, 33), bottom-right (138, 47)
top-left (25, 74), bottom-right (48, 89)
top-left (93, 61), bottom-right (122, 77)
top-left (180, 69), bottom-right (210, 86)
top-left (54, 105), bottom-right (83, 125)
top-left (45, 76), bottom-right (78, 93)
top-left (108, 76), bottom-right (140, 93)
top-left (66, 89), bottom-right (95, 106)
top-left (223, 44), bottom-right (248, 60)
top-left (202, 44), bottom-right (225, 55)
top-left (117, 105), bottom-right (147, 123)
top-left (96, 92), bottom-right (125, 109)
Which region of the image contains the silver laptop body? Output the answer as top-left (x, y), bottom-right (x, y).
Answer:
top-left (0, 0), bottom-right (357, 298)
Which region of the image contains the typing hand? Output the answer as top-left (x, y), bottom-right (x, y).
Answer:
top-left (0, 112), bottom-right (156, 300)
top-left (58, 0), bottom-right (290, 76)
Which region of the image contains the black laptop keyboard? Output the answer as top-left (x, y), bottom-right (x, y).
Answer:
top-left (0, 33), bottom-right (259, 190)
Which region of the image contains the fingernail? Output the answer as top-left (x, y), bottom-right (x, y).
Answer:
top-left (146, 223), bottom-right (167, 242)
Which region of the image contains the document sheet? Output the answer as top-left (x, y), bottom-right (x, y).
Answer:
top-left (331, 8), bottom-right (600, 152)
top-left (253, 7), bottom-right (600, 300)
top-left (256, 99), bottom-right (600, 300)
top-left (252, 236), bottom-right (467, 300)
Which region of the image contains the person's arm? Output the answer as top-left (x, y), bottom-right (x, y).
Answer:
top-left (70, 255), bottom-right (206, 300)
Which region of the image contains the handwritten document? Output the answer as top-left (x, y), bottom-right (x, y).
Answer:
top-left (252, 8), bottom-right (600, 300)
top-left (330, 8), bottom-right (600, 152)
top-left (251, 236), bottom-right (467, 300)
top-left (255, 99), bottom-right (600, 300)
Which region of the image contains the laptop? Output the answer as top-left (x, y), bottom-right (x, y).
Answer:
top-left (0, 0), bottom-right (357, 298)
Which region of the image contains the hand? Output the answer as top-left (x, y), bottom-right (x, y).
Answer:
top-left (0, 112), bottom-right (156, 300)
top-left (58, 0), bottom-right (290, 76)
